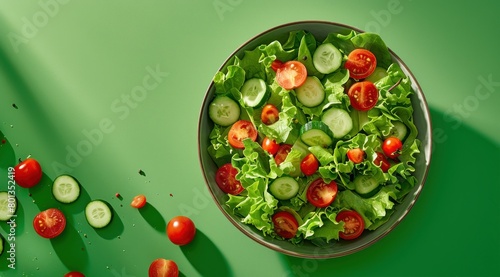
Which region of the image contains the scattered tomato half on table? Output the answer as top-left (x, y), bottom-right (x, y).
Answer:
top-left (33, 208), bottom-right (66, 239)
top-left (149, 258), bottom-right (179, 277)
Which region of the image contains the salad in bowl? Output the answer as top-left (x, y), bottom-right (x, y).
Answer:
top-left (198, 21), bottom-right (431, 258)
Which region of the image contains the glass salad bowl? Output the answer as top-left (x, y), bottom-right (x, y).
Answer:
top-left (197, 21), bottom-right (432, 258)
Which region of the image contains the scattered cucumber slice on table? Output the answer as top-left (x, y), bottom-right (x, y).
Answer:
top-left (295, 76), bottom-right (325, 107)
top-left (241, 78), bottom-right (269, 108)
top-left (269, 176), bottom-right (299, 200)
top-left (0, 191), bottom-right (17, 221)
top-left (208, 96), bottom-right (240, 126)
top-left (354, 175), bottom-right (380, 197)
top-left (52, 175), bottom-right (81, 204)
top-left (321, 108), bottom-right (353, 139)
top-left (313, 43), bottom-right (342, 74)
top-left (85, 200), bottom-right (113, 228)
top-left (0, 235), bottom-right (3, 255)
top-left (300, 121), bottom-right (334, 147)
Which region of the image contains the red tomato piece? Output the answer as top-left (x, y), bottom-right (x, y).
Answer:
top-left (345, 49), bottom-right (377, 80)
top-left (347, 148), bottom-right (365, 164)
top-left (261, 104), bottom-right (280, 125)
top-left (228, 120), bottom-right (258, 149)
top-left (382, 137), bottom-right (403, 159)
top-left (271, 59), bottom-right (284, 72)
top-left (306, 178), bottom-right (338, 208)
top-left (14, 157), bottom-right (43, 188)
top-left (272, 211), bottom-right (298, 239)
top-left (64, 272), bottom-right (85, 277)
top-left (262, 137), bottom-right (280, 156)
top-left (373, 152), bottom-right (391, 172)
top-left (336, 210), bottom-right (365, 240)
top-left (148, 258), bottom-right (179, 277)
top-left (215, 163), bottom-right (243, 195)
top-left (167, 216), bottom-right (196, 246)
top-left (276, 61), bottom-right (307, 90)
top-left (300, 153), bottom-right (319, 176)
top-left (33, 208), bottom-right (66, 239)
top-left (274, 144), bottom-right (292, 166)
top-left (348, 81), bottom-right (379, 111)
top-left (130, 194), bottom-right (147, 209)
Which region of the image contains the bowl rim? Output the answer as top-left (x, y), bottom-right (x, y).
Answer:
top-left (197, 20), bottom-right (433, 258)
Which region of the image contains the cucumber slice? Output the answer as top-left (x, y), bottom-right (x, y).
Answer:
top-left (387, 121), bottom-right (407, 141)
top-left (241, 78), bottom-right (269, 108)
top-left (52, 175), bottom-right (81, 204)
top-left (295, 76), bottom-right (325, 107)
top-left (300, 121), bottom-right (334, 147)
top-left (354, 175), bottom-right (380, 197)
top-left (208, 96), bottom-right (241, 126)
top-left (269, 176), bottom-right (299, 200)
top-left (0, 191), bottom-right (17, 221)
top-left (85, 200), bottom-right (113, 229)
top-left (321, 108), bottom-right (353, 139)
top-left (365, 67), bottom-right (388, 83)
top-left (313, 43), bottom-right (342, 74)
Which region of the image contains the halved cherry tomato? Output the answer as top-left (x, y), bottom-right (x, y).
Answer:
top-left (271, 60), bottom-right (284, 72)
top-left (348, 81), bottom-right (379, 111)
top-left (336, 210), bottom-right (365, 240)
top-left (167, 216), bottom-right (196, 246)
top-left (261, 104), bottom-right (280, 125)
top-left (347, 148), bottom-right (365, 164)
top-left (345, 49), bottom-right (377, 80)
top-left (130, 194), bottom-right (147, 209)
top-left (33, 208), bottom-right (66, 239)
top-left (215, 163), bottom-right (243, 195)
top-left (64, 272), bottom-right (85, 277)
top-left (382, 137), bottom-right (403, 159)
top-left (14, 157), bottom-right (43, 188)
top-left (148, 258), bottom-right (179, 277)
top-left (272, 211), bottom-right (298, 239)
top-left (306, 178), bottom-right (338, 208)
top-left (276, 61), bottom-right (307, 90)
top-left (228, 120), bottom-right (257, 149)
top-left (300, 153), bottom-right (319, 176)
top-left (373, 152), bottom-right (390, 173)
top-left (274, 144), bottom-right (292, 166)
top-left (262, 137), bottom-right (280, 155)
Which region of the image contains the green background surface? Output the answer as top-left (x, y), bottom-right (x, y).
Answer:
top-left (0, 0), bottom-right (499, 276)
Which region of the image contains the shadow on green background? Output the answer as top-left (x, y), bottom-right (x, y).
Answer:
top-left (51, 221), bottom-right (89, 272)
top-left (139, 202), bottom-right (166, 234)
top-left (279, 107), bottom-right (500, 276)
top-left (181, 229), bottom-right (232, 277)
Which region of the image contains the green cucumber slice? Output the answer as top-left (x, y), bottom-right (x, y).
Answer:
top-left (300, 121), bottom-right (334, 147)
top-left (387, 121), bottom-right (408, 141)
top-left (85, 200), bottom-right (113, 229)
top-left (321, 108), bottom-right (353, 139)
top-left (52, 175), bottom-right (81, 204)
top-left (241, 78), bottom-right (269, 108)
top-left (313, 43), bottom-right (342, 74)
top-left (269, 176), bottom-right (299, 200)
top-left (354, 175), bottom-right (380, 197)
top-left (0, 191), bottom-right (16, 221)
top-left (295, 76), bottom-right (325, 107)
top-left (208, 96), bottom-right (241, 126)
